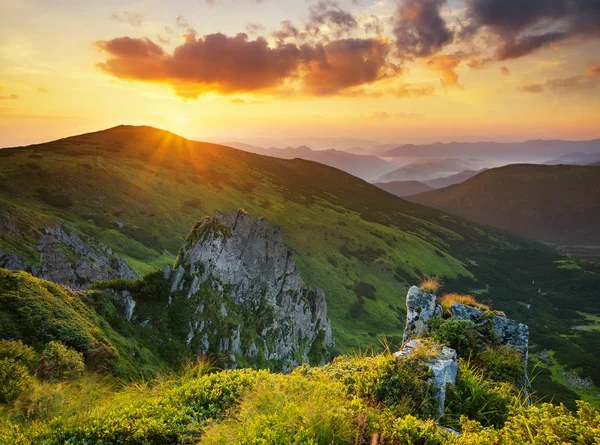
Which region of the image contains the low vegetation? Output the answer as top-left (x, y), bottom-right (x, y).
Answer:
top-left (439, 293), bottom-right (490, 316)
top-left (419, 276), bottom-right (442, 294)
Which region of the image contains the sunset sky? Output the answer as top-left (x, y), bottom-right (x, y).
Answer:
top-left (1, 0), bottom-right (599, 147)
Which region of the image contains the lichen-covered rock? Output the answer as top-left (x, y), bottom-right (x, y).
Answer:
top-left (395, 339), bottom-right (458, 419)
top-left (451, 303), bottom-right (529, 361)
top-left (171, 209), bottom-right (334, 371)
top-left (0, 226), bottom-right (137, 288)
top-left (403, 286), bottom-right (443, 341)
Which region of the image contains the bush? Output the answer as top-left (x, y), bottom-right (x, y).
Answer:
top-left (0, 358), bottom-right (34, 403)
top-left (354, 281), bottom-right (377, 300)
top-left (0, 340), bottom-right (37, 372)
top-left (90, 270), bottom-right (170, 301)
top-left (419, 276), bottom-right (442, 294)
top-left (37, 187), bottom-right (73, 208)
top-left (429, 317), bottom-right (479, 357)
top-left (37, 341), bottom-right (85, 381)
top-left (478, 345), bottom-right (524, 385)
top-left (444, 359), bottom-right (513, 430)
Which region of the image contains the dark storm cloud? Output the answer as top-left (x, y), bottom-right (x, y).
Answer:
top-left (463, 0), bottom-right (600, 60)
top-left (393, 0), bottom-right (453, 58)
top-left (96, 33), bottom-right (396, 99)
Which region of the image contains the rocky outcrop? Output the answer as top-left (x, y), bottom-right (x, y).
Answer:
top-left (395, 339), bottom-right (458, 419)
top-left (404, 285), bottom-right (442, 341)
top-left (167, 209), bottom-right (334, 371)
top-left (398, 286), bottom-right (530, 414)
top-left (0, 226), bottom-right (137, 288)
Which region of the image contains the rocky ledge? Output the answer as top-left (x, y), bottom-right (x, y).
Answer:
top-left (167, 209), bottom-right (334, 371)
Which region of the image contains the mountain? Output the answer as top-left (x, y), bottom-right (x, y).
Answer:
top-left (1, 125), bottom-right (600, 406)
top-left (409, 164), bottom-right (600, 259)
top-left (375, 158), bottom-right (485, 182)
top-left (373, 180), bottom-right (434, 197)
top-left (544, 152), bottom-right (600, 165)
top-left (423, 169), bottom-right (488, 189)
top-left (222, 143), bottom-right (397, 181)
top-left (592, 161), bottom-right (600, 166)
top-left (383, 140), bottom-right (600, 162)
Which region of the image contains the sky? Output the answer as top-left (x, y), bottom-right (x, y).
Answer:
top-left (1, 0), bottom-right (599, 148)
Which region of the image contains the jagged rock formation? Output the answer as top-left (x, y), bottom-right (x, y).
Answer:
top-left (0, 226), bottom-right (137, 288)
top-left (167, 209), bottom-right (334, 371)
top-left (395, 339), bottom-right (458, 419)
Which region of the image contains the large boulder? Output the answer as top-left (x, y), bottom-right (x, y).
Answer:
top-left (395, 339), bottom-right (458, 419)
top-left (168, 209), bottom-right (334, 371)
top-left (403, 286), bottom-right (443, 341)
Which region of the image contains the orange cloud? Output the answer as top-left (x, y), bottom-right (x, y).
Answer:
top-left (426, 54), bottom-right (463, 89)
top-left (96, 33), bottom-right (396, 99)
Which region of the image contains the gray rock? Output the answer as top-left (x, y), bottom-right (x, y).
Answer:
top-left (395, 339), bottom-right (458, 419)
top-left (451, 303), bottom-right (529, 362)
top-left (161, 265), bottom-right (172, 280)
top-left (109, 290), bottom-right (137, 322)
top-left (403, 286), bottom-right (443, 341)
top-left (0, 226), bottom-right (137, 288)
top-left (172, 210), bottom-right (334, 371)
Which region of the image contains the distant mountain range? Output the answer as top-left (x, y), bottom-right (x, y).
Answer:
top-left (223, 142), bottom-right (397, 182)
top-left (544, 152), bottom-right (600, 165)
top-left (382, 140), bottom-right (600, 162)
top-left (374, 159), bottom-right (486, 182)
top-left (423, 169), bottom-right (488, 189)
top-left (374, 169), bottom-right (488, 197)
top-left (408, 164), bottom-right (600, 259)
top-left (373, 181), bottom-right (434, 197)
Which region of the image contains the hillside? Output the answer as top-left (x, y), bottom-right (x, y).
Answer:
top-left (223, 142), bottom-right (396, 181)
top-left (423, 169), bottom-right (487, 189)
top-left (1, 126), bottom-right (600, 406)
top-left (409, 165), bottom-right (600, 259)
top-left (544, 152), bottom-right (600, 165)
top-left (373, 180), bottom-right (434, 197)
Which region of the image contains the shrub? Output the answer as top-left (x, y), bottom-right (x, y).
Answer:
top-left (354, 281), bottom-right (377, 300)
top-left (419, 276), bottom-right (442, 294)
top-left (0, 358), bottom-right (34, 403)
top-left (440, 293), bottom-right (490, 316)
top-left (478, 345), bottom-right (524, 385)
top-left (37, 341), bottom-right (85, 381)
top-left (429, 317), bottom-right (479, 357)
top-left (444, 359), bottom-right (513, 430)
top-left (349, 297), bottom-right (365, 318)
top-left (0, 340), bottom-right (37, 372)
top-left (90, 270), bottom-right (170, 301)
top-left (37, 187), bottom-right (73, 208)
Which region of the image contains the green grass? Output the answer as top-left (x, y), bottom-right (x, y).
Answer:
top-left (1, 125), bottom-right (599, 406)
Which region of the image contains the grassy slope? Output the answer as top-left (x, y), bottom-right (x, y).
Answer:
top-left (408, 164), bottom-right (600, 259)
top-left (1, 126), bottom-right (599, 406)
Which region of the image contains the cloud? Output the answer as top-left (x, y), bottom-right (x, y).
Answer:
top-left (363, 111), bottom-right (426, 120)
top-left (462, 0), bottom-right (600, 61)
top-left (37, 87), bottom-right (50, 93)
top-left (500, 66), bottom-right (510, 76)
top-left (306, 0), bottom-right (358, 37)
top-left (0, 94), bottom-right (19, 100)
top-left (425, 53), bottom-right (463, 88)
top-left (111, 11), bottom-right (143, 28)
top-left (519, 63), bottom-right (600, 93)
top-left (96, 33), bottom-right (397, 98)
top-left (393, 0), bottom-right (453, 58)
top-left (393, 83), bottom-right (435, 97)
top-left (519, 84), bottom-right (545, 94)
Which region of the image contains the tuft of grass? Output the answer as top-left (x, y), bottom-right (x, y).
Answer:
top-left (419, 276), bottom-right (442, 294)
top-left (440, 293), bottom-right (490, 315)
